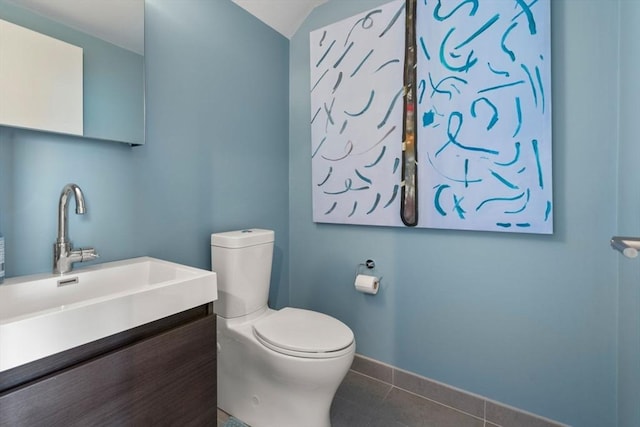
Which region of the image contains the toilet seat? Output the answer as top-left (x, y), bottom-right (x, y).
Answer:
top-left (253, 307), bottom-right (354, 359)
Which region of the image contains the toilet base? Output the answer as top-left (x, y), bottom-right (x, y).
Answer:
top-left (217, 310), bottom-right (355, 427)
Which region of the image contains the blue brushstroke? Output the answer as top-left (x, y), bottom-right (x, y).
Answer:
top-left (521, 64), bottom-right (538, 107)
top-left (532, 139), bottom-right (544, 189)
top-left (354, 126), bottom-right (396, 155)
top-left (375, 59), bottom-right (400, 73)
top-left (366, 193), bottom-right (381, 215)
top-left (513, 0), bottom-right (539, 22)
top-left (345, 90), bottom-right (375, 117)
top-left (418, 79), bottom-right (426, 104)
top-left (365, 146), bottom-right (387, 168)
top-left (351, 50), bottom-right (374, 77)
top-left (332, 72), bottom-right (343, 93)
top-left (505, 189), bottom-right (530, 214)
top-left (427, 152), bottom-right (483, 184)
top-left (545, 201), bottom-right (552, 221)
top-left (535, 65), bottom-right (545, 113)
top-left (345, 9), bottom-right (382, 46)
top-left (517, 166), bottom-right (526, 173)
top-left (439, 28), bottom-right (478, 73)
top-left (317, 166), bottom-right (333, 186)
top-left (393, 158), bottom-right (400, 174)
top-left (316, 40), bottom-right (336, 67)
top-left (334, 42), bottom-right (354, 68)
top-left (379, 2), bottom-right (405, 38)
top-left (513, 97), bottom-right (522, 137)
top-left (419, 36), bottom-right (431, 61)
top-left (430, 74), bottom-right (468, 100)
top-left (312, 136), bottom-right (327, 159)
top-left (311, 69), bottom-right (329, 93)
top-left (516, 223), bottom-right (531, 228)
top-left (496, 222), bottom-right (512, 228)
top-left (348, 201), bottom-right (358, 217)
top-left (514, 0), bottom-right (537, 34)
top-left (377, 88), bottom-right (403, 129)
top-left (340, 120), bottom-right (348, 134)
top-left (434, 184), bottom-right (451, 216)
top-left (488, 62), bottom-right (510, 77)
top-left (477, 80), bottom-right (525, 94)
top-left (436, 112), bottom-right (500, 156)
top-left (501, 22), bottom-right (517, 62)
top-left (490, 170), bottom-right (519, 189)
top-left (494, 142), bottom-right (521, 166)
top-left (453, 195), bottom-right (466, 219)
top-left (471, 97), bottom-right (498, 130)
top-left (324, 178), bottom-right (369, 195)
top-left (319, 30), bottom-right (327, 47)
top-left (324, 98), bottom-right (335, 132)
top-left (464, 158), bottom-right (469, 187)
top-left (321, 140), bottom-right (353, 162)
top-left (476, 192), bottom-right (526, 211)
top-left (384, 185), bottom-right (399, 208)
top-left (355, 169), bottom-right (372, 185)
top-left (454, 14), bottom-right (500, 50)
top-left (325, 202), bottom-right (337, 215)
top-left (311, 107), bottom-right (321, 125)
top-left (433, 0), bottom-right (478, 21)
top-left (423, 110), bottom-right (435, 127)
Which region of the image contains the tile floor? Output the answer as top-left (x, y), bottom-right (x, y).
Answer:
top-left (217, 370), bottom-right (491, 427)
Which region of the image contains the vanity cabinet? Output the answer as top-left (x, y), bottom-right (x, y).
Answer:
top-left (0, 305), bottom-right (217, 426)
top-left (0, 18), bottom-right (83, 135)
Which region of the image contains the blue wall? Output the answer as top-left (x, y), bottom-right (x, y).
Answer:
top-left (137, 0), bottom-right (290, 308)
top-left (617, 2), bottom-right (640, 426)
top-left (289, 1), bottom-right (619, 426)
top-left (0, 0), bottom-right (290, 307)
top-left (0, 128), bottom-right (140, 275)
top-left (1, 0), bottom-right (638, 426)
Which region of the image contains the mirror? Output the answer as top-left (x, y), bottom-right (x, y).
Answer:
top-left (0, 0), bottom-right (144, 145)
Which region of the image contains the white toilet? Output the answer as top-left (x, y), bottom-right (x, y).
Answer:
top-left (212, 229), bottom-right (355, 427)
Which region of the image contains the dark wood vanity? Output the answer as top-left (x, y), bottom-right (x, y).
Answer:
top-left (0, 304), bottom-right (217, 426)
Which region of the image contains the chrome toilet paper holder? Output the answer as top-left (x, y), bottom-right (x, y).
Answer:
top-left (356, 259), bottom-right (376, 274)
top-left (355, 259), bottom-right (382, 281)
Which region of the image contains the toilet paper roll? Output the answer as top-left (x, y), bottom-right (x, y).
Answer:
top-left (355, 274), bottom-right (379, 295)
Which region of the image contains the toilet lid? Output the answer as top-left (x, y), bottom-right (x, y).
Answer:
top-left (253, 307), bottom-right (354, 358)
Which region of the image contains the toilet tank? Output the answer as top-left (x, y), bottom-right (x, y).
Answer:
top-left (211, 229), bottom-right (274, 318)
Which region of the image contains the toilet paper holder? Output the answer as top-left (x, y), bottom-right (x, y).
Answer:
top-left (355, 259), bottom-right (382, 280)
top-left (354, 259), bottom-right (382, 294)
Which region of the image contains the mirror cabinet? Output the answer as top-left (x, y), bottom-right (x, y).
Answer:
top-left (0, 0), bottom-right (144, 145)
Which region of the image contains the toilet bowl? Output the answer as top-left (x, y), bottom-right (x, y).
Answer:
top-left (212, 229), bottom-right (355, 427)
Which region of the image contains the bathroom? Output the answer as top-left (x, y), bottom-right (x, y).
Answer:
top-left (0, 0), bottom-right (638, 426)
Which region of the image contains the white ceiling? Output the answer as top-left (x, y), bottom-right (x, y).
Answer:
top-left (233, 0), bottom-right (327, 39)
top-left (5, 0), bottom-right (144, 54)
top-left (5, 0), bottom-right (325, 57)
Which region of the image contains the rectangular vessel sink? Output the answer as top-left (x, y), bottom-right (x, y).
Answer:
top-left (0, 257), bottom-right (217, 372)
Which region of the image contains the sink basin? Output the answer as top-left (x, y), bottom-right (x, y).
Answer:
top-left (0, 257), bottom-right (217, 372)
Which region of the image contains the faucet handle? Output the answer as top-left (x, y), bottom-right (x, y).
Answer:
top-left (80, 248), bottom-right (99, 262)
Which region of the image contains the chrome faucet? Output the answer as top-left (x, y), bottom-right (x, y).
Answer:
top-left (53, 183), bottom-right (98, 274)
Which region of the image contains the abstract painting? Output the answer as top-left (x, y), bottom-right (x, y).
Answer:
top-left (310, 0), bottom-right (552, 234)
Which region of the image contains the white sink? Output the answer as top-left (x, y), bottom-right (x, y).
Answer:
top-left (0, 257), bottom-right (217, 372)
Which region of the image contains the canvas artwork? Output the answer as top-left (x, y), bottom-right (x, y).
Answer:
top-left (310, 0), bottom-right (552, 234)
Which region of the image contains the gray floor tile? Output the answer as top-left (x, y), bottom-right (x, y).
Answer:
top-left (380, 387), bottom-right (484, 427)
top-left (351, 354), bottom-right (394, 383)
top-left (331, 395), bottom-right (407, 427)
top-left (334, 370), bottom-right (393, 407)
top-left (486, 401), bottom-right (564, 427)
top-left (393, 368), bottom-right (485, 418)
